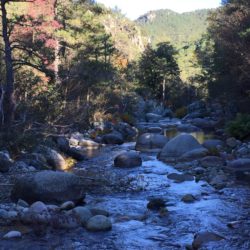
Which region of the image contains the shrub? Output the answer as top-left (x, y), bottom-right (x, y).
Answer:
top-left (226, 113), bottom-right (250, 140)
top-left (175, 106), bottom-right (187, 118)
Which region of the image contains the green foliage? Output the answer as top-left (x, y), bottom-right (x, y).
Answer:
top-left (199, 1), bottom-right (250, 111)
top-left (175, 106), bottom-right (187, 118)
top-left (137, 9), bottom-right (209, 81)
top-left (138, 42), bottom-right (180, 101)
top-left (226, 114), bottom-right (250, 140)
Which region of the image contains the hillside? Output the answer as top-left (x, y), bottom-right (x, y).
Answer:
top-left (137, 9), bottom-right (211, 81)
top-left (137, 9), bottom-right (209, 46)
top-left (101, 12), bottom-right (148, 61)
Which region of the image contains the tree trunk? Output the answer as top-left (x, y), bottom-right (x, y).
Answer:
top-left (1, 0), bottom-right (15, 126)
top-left (162, 78), bottom-right (166, 104)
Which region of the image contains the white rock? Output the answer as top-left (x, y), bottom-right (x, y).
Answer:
top-left (3, 231), bottom-right (22, 239)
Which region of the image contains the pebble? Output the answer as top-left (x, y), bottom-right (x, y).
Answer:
top-left (60, 201), bottom-right (75, 211)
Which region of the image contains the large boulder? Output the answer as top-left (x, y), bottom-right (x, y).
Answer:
top-left (35, 146), bottom-right (67, 170)
top-left (114, 152), bottom-right (142, 168)
top-left (102, 132), bottom-right (124, 145)
top-left (11, 171), bottom-right (85, 204)
top-left (158, 134), bottom-right (206, 161)
top-left (227, 158), bottom-right (250, 172)
top-left (136, 133), bottom-right (168, 153)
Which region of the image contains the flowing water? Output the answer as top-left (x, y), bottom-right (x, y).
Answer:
top-left (1, 142), bottom-right (250, 250)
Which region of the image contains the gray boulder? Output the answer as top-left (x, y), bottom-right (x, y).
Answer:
top-left (136, 133), bottom-right (168, 153)
top-left (158, 134), bottom-right (205, 161)
top-left (102, 132), bottom-right (124, 145)
top-left (227, 158), bottom-right (250, 171)
top-left (86, 215), bottom-right (112, 232)
top-left (73, 206), bottom-right (92, 225)
top-left (11, 171), bottom-right (85, 204)
top-left (114, 152), bottom-right (142, 168)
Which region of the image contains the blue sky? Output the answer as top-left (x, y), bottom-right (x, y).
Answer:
top-left (97, 0), bottom-right (221, 19)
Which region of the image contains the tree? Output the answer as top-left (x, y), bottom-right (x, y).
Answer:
top-left (197, 0), bottom-right (250, 111)
top-left (138, 42), bottom-right (180, 104)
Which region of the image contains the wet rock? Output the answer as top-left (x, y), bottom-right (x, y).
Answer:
top-left (73, 206), bottom-right (92, 225)
top-left (86, 215), bottom-right (112, 232)
top-left (3, 231), bottom-right (22, 239)
top-left (11, 171), bottom-right (85, 204)
top-left (226, 137), bottom-right (240, 148)
top-left (114, 152), bottom-right (142, 168)
top-left (147, 198), bottom-right (166, 210)
top-left (203, 139), bottom-right (224, 150)
top-left (227, 158), bottom-right (250, 172)
top-left (181, 194), bottom-right (196, 203)
top-left (146, 113), bottom-right (162, 123)
top-left (0, 151), bottom-right (13, 173)
top-left (69, 138), bottom-right (79, 146)
top-left (192, 231), bottom-right (224, 249)
top-left (167, 173), bottom-right (194, 183)
top-left (136, 133), bottom-right (168, 153)
top-left (102, 132), bottom-right (124, 145)
top-left (200, 156), bottom-right (225, 168)
top-left (60, 201), bottom-right (75, 211)
top-left (158, 134), bottom-right (205, 161)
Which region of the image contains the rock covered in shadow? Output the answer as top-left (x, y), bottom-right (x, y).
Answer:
top-left (114, 152), bottom-right (142, 168)
top-left (11, 171), bottom-right (85, 204)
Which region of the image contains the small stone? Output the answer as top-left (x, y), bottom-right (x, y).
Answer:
top-left (17, 199), bottom-right (29, 208)
top-left (30, 201), bottom-right (48, 213)
top-left (73, 207), bottom-right (92, 226)
top-left (3, 231), bottom-right (22, 239)
top-left (192, 231), bottom-right (224, 249)
top-left (86, 215), bottom-right (112, 232)
top-left (60, 201), bottom-right (75, 211)
top-left (181, 194), bottom-right (196, 203)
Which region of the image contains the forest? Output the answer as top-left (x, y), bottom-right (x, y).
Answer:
top-left (0, 0), bottom-right (249, 249)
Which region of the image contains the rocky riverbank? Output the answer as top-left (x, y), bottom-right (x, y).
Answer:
top-left (0, 101), bottom-right (250, 249)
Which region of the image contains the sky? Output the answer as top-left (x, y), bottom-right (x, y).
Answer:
top-left (96, 0), bottom-right (221, 20)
